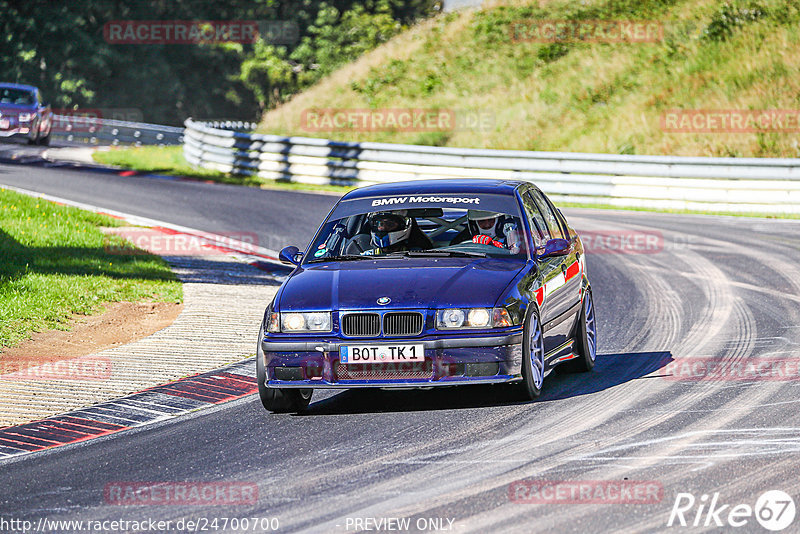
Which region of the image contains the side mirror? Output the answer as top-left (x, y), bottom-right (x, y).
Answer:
top-left (279, 246), bottom-right (302, 266)
top-left (538, 238), bottom-right (570, 259)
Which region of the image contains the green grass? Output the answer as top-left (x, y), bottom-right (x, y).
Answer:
top-left (0, 188), bottom-right (182, 348)
top-left (258, 0), bottom-right (800, 158)
top-left (92, 146), bottom-right (261, 185)
top-left (92, 146), bottom-right (355, 194)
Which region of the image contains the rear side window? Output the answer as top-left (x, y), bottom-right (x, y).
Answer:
top-left (553, 207), bottom-right (571, 239)
top-left (529, 189), bottom-right (564, 239)
top-left (521, 191), bottom-right (549, 248)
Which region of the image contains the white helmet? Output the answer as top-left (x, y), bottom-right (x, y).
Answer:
top-left (468, 210), bottom-right (501, 237)
top-left (369, 212), bottom-right (412, 249)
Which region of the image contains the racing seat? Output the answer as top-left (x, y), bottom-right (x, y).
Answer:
top-left (407, 220), bottom-right (434, 250)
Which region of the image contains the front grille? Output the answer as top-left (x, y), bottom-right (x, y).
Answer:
top-left (383, 312), bottom-right (424, 336)
top-left (341, 313), bottom-right (380, 337)
top-left (336, 360), bottom-right (433, 380)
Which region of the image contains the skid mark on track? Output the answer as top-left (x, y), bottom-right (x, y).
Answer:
top-left (570, 229), bottom-right (778, 472)
top-left (575, 428), bottom-right (800, 463)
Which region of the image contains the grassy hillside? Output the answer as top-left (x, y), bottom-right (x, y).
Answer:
top-left (258, 0), bottom-right (800, 157)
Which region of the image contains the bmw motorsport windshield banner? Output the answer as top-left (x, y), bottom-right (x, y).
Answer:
top-left (328, 193), bottom-right (523, 219)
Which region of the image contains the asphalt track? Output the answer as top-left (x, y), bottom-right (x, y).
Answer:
top-left (1, 159), bottom-right (800, 533)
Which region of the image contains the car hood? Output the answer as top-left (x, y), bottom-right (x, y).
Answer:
top-left (278, 257), bottom-right (526, 311)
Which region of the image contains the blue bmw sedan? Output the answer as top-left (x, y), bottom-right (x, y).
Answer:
top-left (257, 179), bottom-right (596, 412)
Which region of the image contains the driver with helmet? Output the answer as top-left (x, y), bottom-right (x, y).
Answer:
top-left (451, 210), bottom-right (522, 253)
top-left (361, 211), bottom-right (431, 255)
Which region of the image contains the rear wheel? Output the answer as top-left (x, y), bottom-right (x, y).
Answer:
top-left (512, 308), bottom-right (545, 400)
top-left (256, 325), bottom-right (312, 413)
top-left (561, 289), bottom-right (597, 373)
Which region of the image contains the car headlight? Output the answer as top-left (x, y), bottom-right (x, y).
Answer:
top-left (436, 307), bottom-right (515, 329)
top-left (18, 113), bottom-right (33, 122)
top-left (468, 308), bottom-right (491, 327)
top-left (438, 308), bottom-right (466, 328)
top-left (275, 312), bottom-right (332, 332)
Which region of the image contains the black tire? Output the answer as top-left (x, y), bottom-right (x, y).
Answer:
top-left (38, 132), bottom-right (50, 146)
top-left (512, 307), bottom-right (545, 401)
top-left (560, 289), bottom-right (597, 373)
top-left (256, 325), bottom-right (312, 413)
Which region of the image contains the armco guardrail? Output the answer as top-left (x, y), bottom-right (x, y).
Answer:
top-left (183, 118), bottom-right (800, 214)
top-left (52, 115), bottom-right (184, 146)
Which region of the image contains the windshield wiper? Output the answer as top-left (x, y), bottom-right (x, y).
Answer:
top-left (307, 255), bottom-right (373, 263)
top-left (392, 250), bottom-right (487, 258)
top-left (307, 254), bottom-right (405, 263)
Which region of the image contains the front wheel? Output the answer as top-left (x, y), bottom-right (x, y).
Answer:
top-left (512, 308), bottom-right (545, 401)
top-left (256, 325), bottom-right (312, 413)
top-left (561, 289), bottom-right (597, 373)
top-left (258, 383), bottom-right (312, 413)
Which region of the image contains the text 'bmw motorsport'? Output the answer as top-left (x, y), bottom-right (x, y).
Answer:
top-left (371, 196), bottom-right (480, 207)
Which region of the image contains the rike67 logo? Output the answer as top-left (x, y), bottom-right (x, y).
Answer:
top-left (668, 490), bottom-right (796, 531)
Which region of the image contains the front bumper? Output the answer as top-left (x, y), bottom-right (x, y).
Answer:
top-left (261, 332), bottom-right (524, 389)
top-left (0, 126), bottom-right (33, 139)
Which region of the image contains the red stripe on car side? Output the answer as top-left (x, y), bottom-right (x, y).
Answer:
top-left (565, 261), bottom-right (580, 281)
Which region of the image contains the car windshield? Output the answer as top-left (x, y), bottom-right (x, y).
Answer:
top-left (0, 88), bottom-right (35, 106)
top-left (305, 197), bottom-right (529, 263)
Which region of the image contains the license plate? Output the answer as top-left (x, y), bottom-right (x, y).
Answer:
top-left (0, 119), bottom-right (9, 129)
top-left (340, 344), bottom-right (424, 364)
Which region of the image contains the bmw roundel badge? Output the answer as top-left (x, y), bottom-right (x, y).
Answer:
top-left (377, 296), bottom-right (391, 305)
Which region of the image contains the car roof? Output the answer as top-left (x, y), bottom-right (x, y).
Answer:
top-left (341, 179), bottom-right (527, 200)
top-left (0, 83), bottom-right (38, 92)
